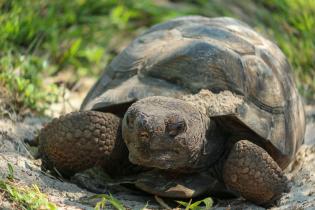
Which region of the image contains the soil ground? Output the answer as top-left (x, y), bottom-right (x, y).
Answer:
top-left (1, 78), bottom-right (315, 209)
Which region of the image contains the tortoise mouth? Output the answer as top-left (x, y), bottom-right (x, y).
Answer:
top-left (129, 148), bottom-right (182, 169)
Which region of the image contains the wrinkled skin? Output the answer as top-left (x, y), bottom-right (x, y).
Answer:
top-left (122, 96), bottom-right (226, 172)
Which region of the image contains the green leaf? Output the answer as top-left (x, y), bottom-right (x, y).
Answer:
top-left (7, 163), bottom-right (14, 180)
top-left (176, 200), bottom-right (189, 207)
top-left (48, 202), bottom-right (58, 210)
top-left (176, 197), bottom-right (213, 210)
top-left (94, 196), bottom-right (107, 210)
top-left (108, 194), bottom-right (126, 210)
top-left (201, 197), bottom-right (213, 209)
top-left (69, 38), bottom-right (82, 58)
top-left (91, 194), bottom-right (125, 210)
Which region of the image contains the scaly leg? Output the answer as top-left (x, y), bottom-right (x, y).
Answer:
top-left (38, 111), bottom-right (129, 177)
top-left (223, 140), bottom-right (289, 206)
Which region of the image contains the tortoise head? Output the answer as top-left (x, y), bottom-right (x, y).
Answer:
top-left (122, 96), bottom-right (210, 171)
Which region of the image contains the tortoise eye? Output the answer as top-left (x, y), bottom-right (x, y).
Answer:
top-left (139, 131), bottom-right (150, 140)
top-left (166, 121), bottom-right (186, 137)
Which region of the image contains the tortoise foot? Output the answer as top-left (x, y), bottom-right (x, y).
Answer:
top-left (38, 111), bottom-right (126, 177)
top-left (135, 170), bottom-right (220, 198)
top-left (223, 140), bottom-right (289, 206)
top-left (71, 167), bottom-right (138, 194)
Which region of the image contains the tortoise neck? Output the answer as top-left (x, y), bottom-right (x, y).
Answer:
top-left (188, 118), bottom-right (228, 172)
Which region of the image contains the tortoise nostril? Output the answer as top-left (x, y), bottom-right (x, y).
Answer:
top-left (139, 131), bottom-right (150, 140)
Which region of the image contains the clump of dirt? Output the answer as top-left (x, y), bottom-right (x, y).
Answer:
top-left (183, 89), bottom-right (243, 116)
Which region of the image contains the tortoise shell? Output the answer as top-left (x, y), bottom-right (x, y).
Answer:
top-left (81, 16), bottom-right (305, 169)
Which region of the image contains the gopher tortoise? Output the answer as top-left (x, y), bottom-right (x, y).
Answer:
top-left (38, 16), bottom-right (305, 206)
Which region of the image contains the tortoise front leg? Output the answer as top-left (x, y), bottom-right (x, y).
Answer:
top-left (38, 111), bottom-right (129, 177)
top-left (223, 140), bottom-right (289, 206)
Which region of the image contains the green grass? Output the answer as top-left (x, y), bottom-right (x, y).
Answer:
top-left (0, 0), bottom-right (314, 115)
top-left (92, 194), bottom-right (213, 210)
top-left (0, 54), bottom-right (59, 114)
top-left (92, 194), bottom-right (126, 210)
top-left (177, 197), bottom-right (213, 210)
top-left (0, 163), bottom-right (58, 210)
top-left (257, 0), bottom-right (315, 99)
top-left (0, 0), bottom-right (226, 115)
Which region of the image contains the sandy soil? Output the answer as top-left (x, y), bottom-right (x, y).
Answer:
top-left (1, 79), bottom-right (315, 209)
